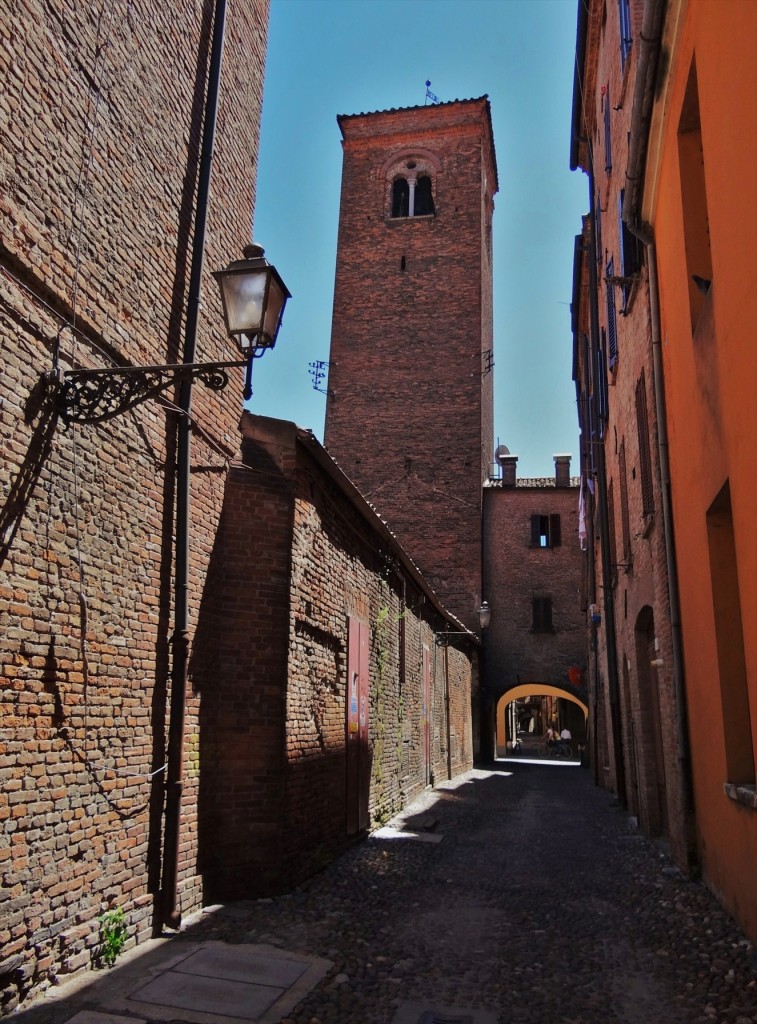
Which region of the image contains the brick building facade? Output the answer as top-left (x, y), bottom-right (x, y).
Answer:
top-left (196, 413), bottom-right (476, 901)
top-left (324, 98), bottom-right (498, 631)
top-left (570, 0), bottom-right (696, 874)
top-left (483, 456), bottom-right (588, 756)
top-left (0, 1), bottom-right (269, 1009)
top-left (617, 0), bottom-right (756, 939)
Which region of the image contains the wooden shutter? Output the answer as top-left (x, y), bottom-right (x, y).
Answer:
top-left (530, 515), bottom-right (541, 547)
top-left (606, 258), bottom-right (618, 368)
top-left (594, 193), bottom-right (603, 265)
top-left (604, 86), bottom-right (612, 172)
top-left (635, 372), bottom-right (654, 516)
top-left (619, 440), bottom-right (632, 563)
top-left (533, 596), bottom-right (553, 633)
top-left (549, 514), bottom-right (562, 548)
top-left (596, 329), bottom-right (609, 430)
top-left (618, 0), bottom-right (633, 65)
top-left (608, 479), bottom-right (617, 580)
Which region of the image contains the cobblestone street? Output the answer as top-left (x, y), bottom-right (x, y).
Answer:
top-left (15, 758), bottom-right (757, 1024)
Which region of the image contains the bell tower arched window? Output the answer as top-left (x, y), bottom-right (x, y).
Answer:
top-left (392, 178), bottom-right (410, 218)
top-left (415, 174), bottom-right (435, 216)
top-left (384, 149), bottom-right (441, 220)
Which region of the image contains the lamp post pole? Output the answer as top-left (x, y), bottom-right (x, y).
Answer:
top-left (161, 0), bottom-right (228, 931)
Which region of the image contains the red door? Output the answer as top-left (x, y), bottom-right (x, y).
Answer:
top-left (346, 617), bottom-right (370, 834)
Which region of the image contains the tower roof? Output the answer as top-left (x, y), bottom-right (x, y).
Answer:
top-left (337, 95), bottom-right (499, 194)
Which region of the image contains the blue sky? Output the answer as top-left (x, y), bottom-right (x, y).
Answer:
top-left (250, 0), bottom-right (587, 479)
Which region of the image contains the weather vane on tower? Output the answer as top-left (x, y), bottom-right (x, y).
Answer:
top-left (425, 79), bottom-right (440, 105)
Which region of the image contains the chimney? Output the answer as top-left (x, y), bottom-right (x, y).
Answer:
top-left (554, 454), bottom-right (572, 488)
top-left (500, 455), bottom-right (518, 487)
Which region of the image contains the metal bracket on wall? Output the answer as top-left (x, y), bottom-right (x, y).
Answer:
top-left (45, 359), bottom-right (247, 425)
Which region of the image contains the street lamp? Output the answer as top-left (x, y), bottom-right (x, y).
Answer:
top-left (214, 243), bottom-right (290, 400)
top-left (48, 244), bottom-right (288, 424)
top-left (435, 601), bottom-right (492, 645)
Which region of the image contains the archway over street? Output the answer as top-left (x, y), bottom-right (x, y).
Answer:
top-left (496, 683), bottom-right (588, 758)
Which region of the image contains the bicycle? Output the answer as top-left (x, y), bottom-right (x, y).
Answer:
top-left (543, 738), bottom-right (573, 759)
top-left (553, 739), bottom-right (573, 759)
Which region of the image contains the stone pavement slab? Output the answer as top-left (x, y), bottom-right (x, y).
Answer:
top-left (96, 942), bottom-right (331, 1024)
top-left (65, 1015), bottom-right (146, 1024)
top-left (129, 969), bottom-right (282, 1022)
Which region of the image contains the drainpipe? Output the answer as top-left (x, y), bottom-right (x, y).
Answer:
top-left (161, 0), bottom-right (228, 930)
top-left (587, 161), bottom-right (627, 807)
top-left (444, 643), bottom-right (452, 779)
top-left (622, 0), bottom-right (696, 841)
top-left (579, 329), bottom-right (601, 786)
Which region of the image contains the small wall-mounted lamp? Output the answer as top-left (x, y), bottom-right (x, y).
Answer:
top-left (436, 601), bottom-right (491, 646)
top-left (478, 600), bottom-right (491, 630)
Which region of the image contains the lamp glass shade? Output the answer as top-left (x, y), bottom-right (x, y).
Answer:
top-left (218, 267), bottom-right (268, 337)
top-left (263, 274), bottom-right (287, 344)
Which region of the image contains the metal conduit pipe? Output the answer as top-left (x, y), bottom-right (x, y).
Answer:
top-left (161, 0), bottom-right (228, 930)
top-left (621, 0), bottom-right (696, 838)
top-left (587, 162), bottom-right (627, 807)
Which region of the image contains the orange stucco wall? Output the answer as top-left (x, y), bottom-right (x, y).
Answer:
top-left (650, 0), bottom-right (757, 938)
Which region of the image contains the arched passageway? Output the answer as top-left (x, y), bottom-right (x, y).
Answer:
top-left (496, 683), bottom-right (588, 759)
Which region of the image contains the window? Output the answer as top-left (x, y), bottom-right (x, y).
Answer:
top-left (392, 178), bottom-right (409, 218)
top-left (618, 189), bottom-right (642, 311)
top-left (391, 173), bottom-right (434, 219)
top-left (604, 85), bottom-right (612, 173)
top-left (606, 258), bottom-right (618, 368)
top-left (414, 174), bottom-right (435, 216)
top-left (532, 596), bottom-right (553, 634)
top-left (618, 0), bottom-right (632, 67)
top-left (678, 59), bottom-right (713, 332)
top-left (607, 479), bottom-right (618, 584)
top-left (530, 514), bottom-right (561, 548)
top-left (619, 440), bottom-right (632, 567)
top-left (635, 371), bottom-right (654, 517)
top-left (596, 329), bottom-right (609, 433)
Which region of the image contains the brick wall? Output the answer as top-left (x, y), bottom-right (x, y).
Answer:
top-left (200, 414), bottom-right (475, 898)
top-left (572, 0), bottom-right (695, 871)
top-left (0, 0), bottom-right (269, 1009)
top-left (324, 99), bottom-right (497, 630)
top-left (483, 478), bottom-right (587, 707)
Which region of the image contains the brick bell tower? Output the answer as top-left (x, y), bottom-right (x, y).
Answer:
top-left (324, 97), bottom-right (498, 628)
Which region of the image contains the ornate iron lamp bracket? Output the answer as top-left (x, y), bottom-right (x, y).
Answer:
top-left (46, 359), bottom-right (247, 425)
top-left (435, 631), bottom-right (478, 647)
